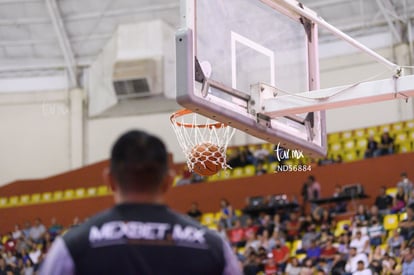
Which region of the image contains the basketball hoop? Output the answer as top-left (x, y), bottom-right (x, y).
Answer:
top-left (170, 109), bottom-right (235, 176)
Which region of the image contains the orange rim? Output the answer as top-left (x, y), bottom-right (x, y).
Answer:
top-left (170, 109), bottom-right (225, 129)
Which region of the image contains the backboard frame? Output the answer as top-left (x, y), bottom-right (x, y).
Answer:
top-left (176, 0), bottom-right (328, 158)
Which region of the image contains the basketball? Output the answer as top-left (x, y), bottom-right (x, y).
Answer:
top-left (191, 143), bottom-right (223, 176)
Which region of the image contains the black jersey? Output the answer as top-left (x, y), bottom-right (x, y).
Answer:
top-left (40, 203), bottom-right (241, 275)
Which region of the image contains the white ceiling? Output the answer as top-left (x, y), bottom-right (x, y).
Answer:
top-left (0, 0), bottom-right (413, 83)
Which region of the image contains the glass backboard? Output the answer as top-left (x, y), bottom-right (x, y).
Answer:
top-left (176, 0), bottom-right (327, 158)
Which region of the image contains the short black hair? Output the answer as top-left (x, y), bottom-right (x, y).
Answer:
top-left (110, 130), bottom-right (168, 193)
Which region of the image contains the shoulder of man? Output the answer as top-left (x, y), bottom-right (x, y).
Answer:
top-left (61, 208), bottom-right (115, 259)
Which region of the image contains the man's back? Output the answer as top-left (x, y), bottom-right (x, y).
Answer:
top-left (41, 203), bottom-right (238, 275)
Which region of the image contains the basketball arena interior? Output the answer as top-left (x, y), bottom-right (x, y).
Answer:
top-left (1, 0), bottom-right (414, 274)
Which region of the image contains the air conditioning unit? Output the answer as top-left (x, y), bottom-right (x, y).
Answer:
top-left (87, 20), bottom-right (175, 116)
top-left (112, 58), bottom-right (162, 100)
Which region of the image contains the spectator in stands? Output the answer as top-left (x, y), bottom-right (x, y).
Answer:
top-left (24, 259), bottom-right (35, 275)
top-left (316, 259), bottom-right (330, 274)
top-left (308, 175), bottom-right (321, 200)
top-left (306, 239), bottom-right (322, 260)
top-left (353, 204), bottom-right (369, 227)
top-left (244, 230), bottom-right (260, 252)
top-left (231, 244), bottom-right (245, 263)
top-left (268, 230), bottom-right (285, 251)
top-left (271, 238), bottom-right (290, 272)
top-left (15, 235), bottom-right (29, 254)
top-left (47, 217), bottom-right (63, 241)
top-left (256, 246), bottom-right (268, 272)
top-left (375, 186), bottom-right (393, 215)
top-left (321, 208), bottom-right (333, 228)
top-left (302, 224), bottom-right (318, 252)
top-left (387, 229), bottom-right (406, 257)
top-left (176, 166), bottom-right (192, 185)
top-left (300, 213), bottom-right (314, 233)
top-left (229, 219), bottom-right (246, 248)
top-left (397, 172), bottom-right (413, 200)
top-left (242, 145), bottom-right (256, 165)
top-left (367, 217), bottom-right (385, 246)
top-left (312, 207), bottom-right (329, 229)
top-left (71, 216), bottom-right (81, 227)
top-left (3, 232), bottom-right (16, 253)
top-left (376, 131), bottom-right (394, 156)
top-left (228, 147), bottom-right (253, 168)
top-left (382, 256), bottom-right (401, 275)
top-left (331, 253), bottom-right (347, 275)
top-left (285, 212), bottom-right (301, 242)
top-left (402, 247), bottom-right (414, 275)
top-left (4, 250), bottom-right (16, 267)
top-left (391, 186), bottom-right (406, 213)
top-left (22, 221), bottom-right (31, 239)
top-left (255, 160), bottom-right (267, 176)
top-left (271, 213), bottom-right (284, 236)
top-left (186, 202), bottom-right (203, 221)
top-left (12, 224), bottom-right (22, 240)
top-left (353, 260), bottom-right (372, 275)
top-left (345, 247), bottom-right (369, 274)
top-left (257, 214), bottom-right (273, 237)
top-left (219, 198), bottom-right (236, 228)
top-left (301, 178), bottom-right (311, 214)
top-left (30, 218), bottom-right (46, 243)
top-left (364, 135), bottom-right (378, 158)
top-left (301, 258), bottom-right (316, 275)
top-left (317, 226), bottom-right (332, 246)
top-left (354, 204), bottom-right (370, 227)
top-left (285, 257), bottom-right (302, 275)
top-left (369, 245), bottom-right (385, 263)
top-left (0, 258), bottom-right (7, 274)
top-left (350, 231), bottom-right (370, 255)
top-left (264, 257), bottom-right (278, 275)
top-left (368, 205), bottom-right (383, 223)
top-left (332, 185), bottom-right (347, 213)
top-left (399, 202), bottom-right (414, 243)
top-left (320, 239), bottom-right (338, 265)
top-left (253, 144), bottom-right (270, 164)
top-left (407, 189), bottom-right (414, 206)
top-left (28, 243), bottom-right (42, 269)
top-left (257, 230), bottom-right (271, 252)
top-left (243, 249), bottom-right (260, 275)
top-left (244, 217), bottom-right (259, 237)
top-left (369, 259), bottom-right (382, 275)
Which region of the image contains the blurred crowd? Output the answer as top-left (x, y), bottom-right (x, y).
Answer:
top-left (189, 201), bottom-right (414, 275)
top-left (0, 217), bottom-right (80, 275)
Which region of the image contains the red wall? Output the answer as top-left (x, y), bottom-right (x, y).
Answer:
top-left (0, 153), bottom-right (413, 232)
top-left (165, 153), bottom-right (413, 212)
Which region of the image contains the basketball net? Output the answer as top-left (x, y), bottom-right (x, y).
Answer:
top-left (170, 109), bottom-right (236, 174)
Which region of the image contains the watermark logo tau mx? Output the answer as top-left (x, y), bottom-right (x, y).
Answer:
top-left (274, 142), bottom-right (311, 172)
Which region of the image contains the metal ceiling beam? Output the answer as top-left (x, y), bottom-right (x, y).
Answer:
top-left (66, 2), bottom-right (179, 21)
top-left (0, 2), bottom-right (179, 26)
top-left (0, 0), bottom-right (41, 3)
top-left (0, 33), bottom-right (111, 47)
top-left (375, 0), bottom-right (402, 42)
top-left (0, 56), bottom-right (93, 73)
top-left (45, 0), bottom-right (78, 87)
top-left (306, 0), bottom-right (357, 9)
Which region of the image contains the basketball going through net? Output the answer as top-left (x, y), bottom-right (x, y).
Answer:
top-left (170, 109), bottom-right (235, 176)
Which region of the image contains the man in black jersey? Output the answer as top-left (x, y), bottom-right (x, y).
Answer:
top-left (40, 130), bottom-right (241, 275)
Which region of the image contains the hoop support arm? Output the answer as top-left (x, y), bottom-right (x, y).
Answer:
top-left (262, 0), bottom-right (399, 72)
top-left (258, 74), bottom-right (414, 117)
